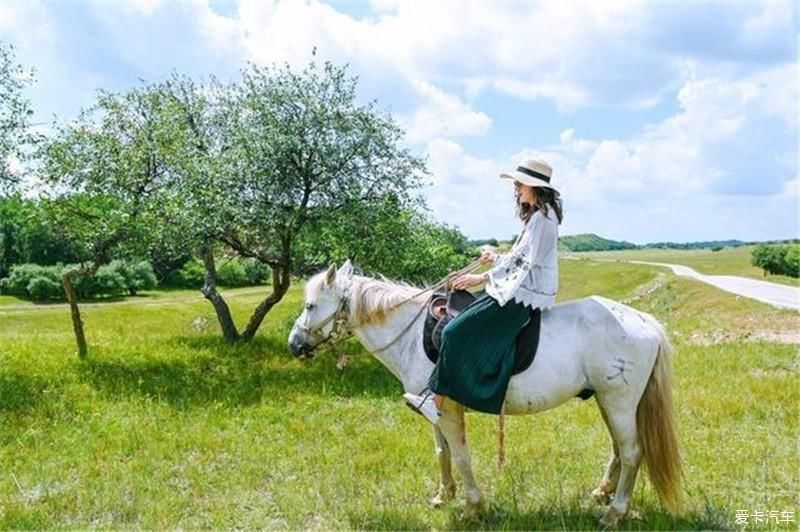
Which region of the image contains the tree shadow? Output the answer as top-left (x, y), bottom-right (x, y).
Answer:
top-left (0, 372), bottom-right (51, 413)
top-left (78, 334), bottom-right (401, 409)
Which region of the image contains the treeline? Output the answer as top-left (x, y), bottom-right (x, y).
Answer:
top-left (0, 42), bottom-right (475, 356)
top-left (751, 244), bottom-right (800, 278)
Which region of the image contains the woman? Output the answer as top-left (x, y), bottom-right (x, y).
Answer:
top-left (404, 158), bottom-right (563, 424)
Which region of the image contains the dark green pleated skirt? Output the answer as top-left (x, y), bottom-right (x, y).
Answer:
top-left (426, 288), bottom-right (531, 414)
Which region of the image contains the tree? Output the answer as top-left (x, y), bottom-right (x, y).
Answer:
top-left (0, 195), bottom-right (81, 277)
top-left (40, 85), bottom-right (180, 357)
top-left (164, 58), bottom-right (427, 342)
top-left (751, 244), bottom-right (798, 278)
top-left (0, 42), bottom-right (39, 189)
top-left (294, 194), bottom-right (474, 284)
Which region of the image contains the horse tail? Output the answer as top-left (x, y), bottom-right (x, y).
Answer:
top-left (636, 313), bottom-right (684, 515)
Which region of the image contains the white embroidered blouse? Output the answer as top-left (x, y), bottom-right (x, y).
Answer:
top-left (484, 206), bottom-right (559, 310)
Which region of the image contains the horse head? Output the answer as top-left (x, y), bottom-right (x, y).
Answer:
top-left (288, 259), bottom-right (354, 359)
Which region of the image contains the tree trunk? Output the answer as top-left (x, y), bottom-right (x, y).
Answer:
top-left (62, 269), bottom-right (88, 358)
top-left (200, 246), bottom-right (240, 342)
top-left (240, 265), bottom-right (291, 342)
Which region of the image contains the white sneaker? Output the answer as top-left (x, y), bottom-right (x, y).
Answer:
top-left (403, 391), bottom-right (442, 425)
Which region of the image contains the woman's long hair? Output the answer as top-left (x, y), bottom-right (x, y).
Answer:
top-left (516, 185), bottom-right (563, 224)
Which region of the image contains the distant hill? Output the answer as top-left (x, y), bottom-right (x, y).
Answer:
top-left (559, 233), bottom-right (638, 252)
top-left (473, 233), bottom-right (798, 253)
top-left (644, 239), bottom-right (745, 250)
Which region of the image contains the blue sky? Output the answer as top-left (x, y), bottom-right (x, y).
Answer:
top-left (1, 0), bottom-right (797, 244)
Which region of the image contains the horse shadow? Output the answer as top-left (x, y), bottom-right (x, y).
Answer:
top-left (348, 499), bottom-right (730, 530)
top-left (78, 334), bottom-right (401, 409)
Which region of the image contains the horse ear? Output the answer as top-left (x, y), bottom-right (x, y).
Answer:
top-left (338, 259), bottom-right (353, 279)
top-left (325, 263), bottom-right (337, 285)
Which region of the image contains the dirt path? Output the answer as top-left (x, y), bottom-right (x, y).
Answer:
top-left (614, 259), bottom-right (799, 311)
top-left (0, 286), bottom-right (269, 313)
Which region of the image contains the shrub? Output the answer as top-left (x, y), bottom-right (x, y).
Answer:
top-left (218, 258), bottom-right (271, 287)
top-left (166, 260), bottom-right (205, 288)
top-left (113, 260), bottom-right (158, 295)
top-left (0, 264), bottom-right (62, 298)
top-left (752, 244), bottom-right (799, 278)
top-left (783, 246), bottom-right (799, 277)
top-left (217, 259), bottom-right (249, 287)
top-left (0, 260), bottom-right (159, 300)
top-left (165, 257), bottom-right (271, 288)
top-left (26, 276), bottom-right (63, 300)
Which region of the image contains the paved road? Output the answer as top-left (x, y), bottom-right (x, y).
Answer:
top-left (623, 260), bottom-right (799, 311)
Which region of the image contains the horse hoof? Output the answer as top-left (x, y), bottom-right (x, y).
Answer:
top-left (599, 507), bottom-right (624, 527)
top-left (460, 500), bottom-right (484, 520)
top-left (590, 487), bottom-right (612, 505)
top-left (430, 488), bottom-right (455, 508)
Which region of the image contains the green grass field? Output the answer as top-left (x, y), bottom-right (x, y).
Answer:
top-left (573, 245), bottom-right (798, 287)
top-left (1, 260), bottom-right (797, 529)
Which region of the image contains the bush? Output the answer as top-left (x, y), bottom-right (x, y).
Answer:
top-left (26, 276), bottom-right (63, 300)
top-left (217, 259), bottom-right (248, 287)
top-left (164, 257), bottom-right (270, 288)
top-left (752, 244), bottom-right (799, 278)
top-left (217, 257), bottom-right (271, 287)
top-left (0, 260), bottom-right (159, 300)
top-left (113, 260), bottom-right (158, 295)
top-left (783, 246), bottom-right (800, 277)
top-left (0, 264), bottom-right (62, 298)
top-left (165, 260), bottom-right (205, 288)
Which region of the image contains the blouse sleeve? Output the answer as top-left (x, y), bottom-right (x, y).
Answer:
top-left (486, 212), bottom-right (547, 305)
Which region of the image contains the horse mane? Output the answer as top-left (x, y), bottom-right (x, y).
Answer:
top-left (350, 274), bottom-right (428, 325)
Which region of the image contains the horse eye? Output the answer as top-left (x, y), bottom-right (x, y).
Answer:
top-left (305, 303), bottom-right (315, 310)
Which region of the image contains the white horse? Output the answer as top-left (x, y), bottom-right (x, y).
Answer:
top-left (288, 260), bottom-right (683, 526)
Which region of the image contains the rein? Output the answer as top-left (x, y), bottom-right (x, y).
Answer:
top-left (307, 258), bottom-right (485, 355)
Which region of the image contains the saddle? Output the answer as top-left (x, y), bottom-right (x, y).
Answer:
top-left (422, 289), bottom-right (594, 400)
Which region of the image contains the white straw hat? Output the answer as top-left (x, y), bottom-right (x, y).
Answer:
top-left (500, 158), bottom-right (558, 193)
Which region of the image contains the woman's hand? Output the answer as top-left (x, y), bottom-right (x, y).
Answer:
top-left (451, 273), bottom-right (486, 290)
top-left (479, 248), bottom-right (497, 265)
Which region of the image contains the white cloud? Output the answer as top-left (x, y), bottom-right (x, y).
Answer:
top-left (401, 80), bottom-right (491, 144)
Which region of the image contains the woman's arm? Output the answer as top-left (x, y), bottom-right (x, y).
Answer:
top-left (485, 213), bottom-right (547, 303)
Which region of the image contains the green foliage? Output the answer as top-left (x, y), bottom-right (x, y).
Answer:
top-left (160, 58), bottom-right (427, 275)
top-left (0, 194), bottom-right (82, 278)
top-left (295, 194), bottom-right (473, 284)
top-left (751, 244), bottom-right (799, 278)
top-left (0, 260), bottom-right (158, 300)
top-left (0, 42), bottom-right (40, 188)
top-left (166, 260), bottom-right (205, 288)
top-left (0, 263), bottom-right (62, 298)
top-left (112, 260), bottom-right (158, 295)
top-left (217, 257), bottom-right (271, 287)
top-left (165, 257), bottom-right (271, 288)
top-left (25, 276), bottom-right (62, 300)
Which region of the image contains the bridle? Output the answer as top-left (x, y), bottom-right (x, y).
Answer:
top-left (294, 288), bottom-right (353, 353)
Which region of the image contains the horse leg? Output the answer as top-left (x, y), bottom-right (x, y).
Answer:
top-left (436, 402), bottom-right (483, 514)
top-left (598, 405), bottom-right (643, 526)
top-left (591, 403), bottom-right (620, 505)
top-left (431, 426), bottom-right (456, 507)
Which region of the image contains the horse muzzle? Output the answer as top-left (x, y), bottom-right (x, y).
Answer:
top-left (288, 335), bottom-right (316, 359)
